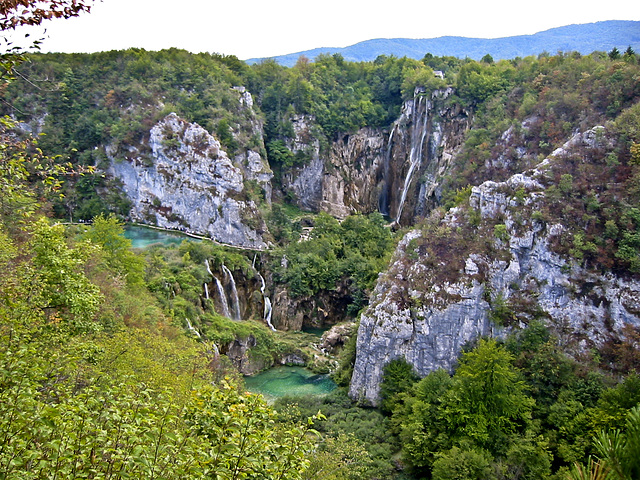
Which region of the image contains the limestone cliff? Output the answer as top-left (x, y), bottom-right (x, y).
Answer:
top-left (349, 126), bottom-right (640, 405)
top-left (271, 283), bottom-right (352, 331)
top-left (108, 112), bottom-right (269, 249)
top-left (384, 87), bottom-right (471, 225)
top-left (280, 88), bottom-right (471, 223)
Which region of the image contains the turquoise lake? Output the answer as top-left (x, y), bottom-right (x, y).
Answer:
top-left (124, 225), bottom-right (197, 249)
top-left (244, 366), bottom-right (337, 402)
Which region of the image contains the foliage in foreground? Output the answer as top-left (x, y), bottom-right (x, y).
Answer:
top-left (375, 328), bottom-right (640, 480)
top-left (0, 113), bottom-right (316, 479)
top-left (0, 219), bottom-right (317, 479)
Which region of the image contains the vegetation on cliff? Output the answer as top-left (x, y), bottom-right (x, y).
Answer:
top-left (2, 3), bottom-right (640, 478)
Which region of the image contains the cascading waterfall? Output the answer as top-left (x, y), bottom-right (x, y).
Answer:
top-left (214, 276), bottom-right (232, 319)
top-left (185, 318), bottom-right (201, 338)
top-left (205, 258), bottom-right (214, 277)
top-left (395, 94), bottom-right (430, 224)
top-left (204, 259), bottom-right (212, 300)
top-left (256, 270), bottom-right (276, 331)
top-left (378, 127), bottom-right (395, 217)
top-left (264, 296), bottom-right (274, 331)
top-left (222, 264), bottom-right (242, 321)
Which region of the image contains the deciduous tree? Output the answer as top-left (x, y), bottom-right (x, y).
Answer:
top-left (0, 0), bottom-right (94, 31)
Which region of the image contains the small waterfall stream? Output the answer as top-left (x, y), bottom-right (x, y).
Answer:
top-left (213, 276), bottom-right (232, 318)
top-left (205, 258), bottom-right (214, 277)
top-left (222, 264), bottom-right (242, 321)
top-left (204, 259), bottom-right (213, 301)
top-left (185, 318), bottom-right (201, 338)
top-left (264, 297), bottom-right (274, 330)
top-left (395, 93), bottom-right (430, 224)
top-left (257, 270), bottom-right (276, 331)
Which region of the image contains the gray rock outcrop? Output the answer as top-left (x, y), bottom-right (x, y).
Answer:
top-left (280, 88), bottom-right (471, 223)
top-left (349, 126), bottom-right (640, 405)
top-left (109, 113), bottom-right (268, 249)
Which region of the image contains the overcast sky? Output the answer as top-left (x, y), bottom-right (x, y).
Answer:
top-left (12, 0), bottom-right (640, 60)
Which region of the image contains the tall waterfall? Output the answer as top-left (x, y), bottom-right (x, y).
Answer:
top-left (257, 270), bottom-right (276, 331)
top-left (213, 276), bottom-right (232, 318)
top-left (222, 264), bottom-right (242, 321)
top-left (395, 94), bottom-right (430, 224)
top-left (378, 128), bottom-right (395, 217)
top-left (204, 282), bottom-right (209, 300)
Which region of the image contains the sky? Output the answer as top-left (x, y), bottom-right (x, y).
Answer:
top-left (10, 0), bottom-right (640, 60)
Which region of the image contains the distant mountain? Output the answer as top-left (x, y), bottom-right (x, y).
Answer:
top-left (245, 20), bottom-right (640, 66)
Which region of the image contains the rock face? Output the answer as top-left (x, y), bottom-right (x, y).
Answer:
top-left (349, 126), bottom-right (640, 405)
top-left (384, 87), bottom-right (471, 225)
top-left (320, 322), bottom-right (357, 354)
top-left (282, 88), bottom-right (471, 222)
top-left (224, 335), bottom-right (272, 375)
top-left (109, 113), bottom-right (268, 249)
top-left (108, 87), bottom-right (470, 251)
top-left (271, 283), bottom-right (352, 331)
top-left (348, 230), bottom-right (500, 405)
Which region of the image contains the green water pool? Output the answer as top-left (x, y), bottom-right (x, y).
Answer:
top-left (301, 326), bottom-right (330, 337)
top-left (244, 366), bottom-right (336, 401)
top-left (124, 225), bottom-right (196, 249)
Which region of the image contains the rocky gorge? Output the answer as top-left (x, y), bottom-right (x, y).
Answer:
top-left (350, 126), bottom-right (640, 404)
top-left (7, 49), bottom-right (640, 407)
top-left (102, 86), bottom-right (640, 397)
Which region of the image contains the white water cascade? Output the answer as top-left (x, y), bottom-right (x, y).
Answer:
top-left (378, 127), bottom-right (395, 217)
top-left (205, 258), bottom-right (214, 277)
top-left (213, 276), bottom-right (232, 318)
top-left (185, 318), bottom-right (201, 338)
top-left (256, 271), bottom-right (276, 331)
top-left (264, 297), bottom-right (274, 331)
top-left (222, 264), bottom-right (242, 321)
top-left (395, 94), bottom-right (430, 224)
top-left (204, 259), bottom-right (212, 300)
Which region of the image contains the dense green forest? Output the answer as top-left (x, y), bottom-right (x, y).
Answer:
top-left (2, 2), bottom-right (640, 479)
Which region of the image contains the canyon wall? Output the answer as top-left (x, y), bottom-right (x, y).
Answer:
top-left (349, 127), bottom-right (640, 405)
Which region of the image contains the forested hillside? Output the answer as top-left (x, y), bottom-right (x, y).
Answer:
top-left (245, 20), bottom-right (640, 67)
top-left (2, 3), bottom-right (640, 478)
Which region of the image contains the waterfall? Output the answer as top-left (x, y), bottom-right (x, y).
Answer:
top-left (204, 259), bottom-right (212, 300)
top-left (185, 318), bottom-right (201, 338)
top-left (222, 264), bottom-right (241, 321)
top-left (256, 270), bottom-right (276, 331)
top-left (378, 127), bottom-right (395, 217)
top-left (264, 296), bottom-right (274, 331)
top-left (395, 94), bottom-right (430, 224)
top-left (214, 276), bottom-right (232, 318)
